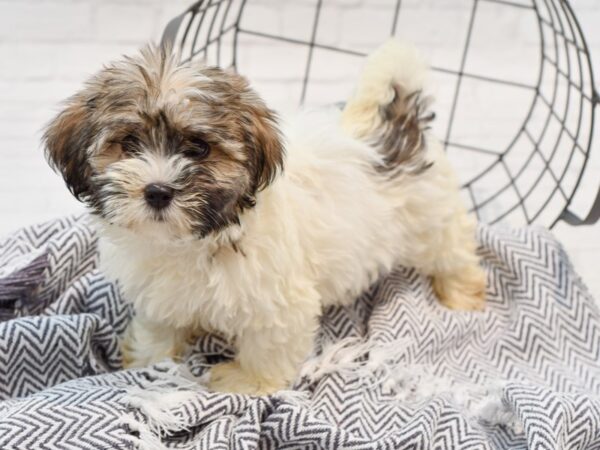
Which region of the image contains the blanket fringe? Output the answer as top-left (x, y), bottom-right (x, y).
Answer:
top-left (472, 383), bottom-right (523, 433)
top-left (122, 341), bottom-right (521, 448)
top-left (120, 415), bottom-right (168, 450)
top-left (301, 336), bottom-right (520, 430)
top-left (300, 336), bottom-right (410, 382)
top-left (121, 362), bottom-right (207, 448)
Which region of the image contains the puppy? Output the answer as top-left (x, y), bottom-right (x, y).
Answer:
top-left (43, 41), bottom-right (486, 395)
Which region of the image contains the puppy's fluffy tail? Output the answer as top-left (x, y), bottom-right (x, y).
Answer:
top-left (342, 40), bottom-right (434, 175)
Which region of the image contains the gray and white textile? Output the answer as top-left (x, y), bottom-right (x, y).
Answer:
top-left (0, 214), bottom-right (599, 449)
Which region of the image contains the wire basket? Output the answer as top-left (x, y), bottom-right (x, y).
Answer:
top-left (162, 0), bottom-right (600, 228)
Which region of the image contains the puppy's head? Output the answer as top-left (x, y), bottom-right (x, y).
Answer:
top-left (44, 45), bottom-right (283, 240)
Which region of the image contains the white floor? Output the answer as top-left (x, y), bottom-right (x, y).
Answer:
top-left (0, 0), bottom-right (598, 297)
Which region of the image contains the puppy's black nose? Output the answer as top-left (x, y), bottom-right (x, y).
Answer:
top-left (144, 183), bottom-right (174, 210)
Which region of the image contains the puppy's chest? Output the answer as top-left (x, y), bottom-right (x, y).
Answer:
top-left (102, 241), bottom-right (248, 332)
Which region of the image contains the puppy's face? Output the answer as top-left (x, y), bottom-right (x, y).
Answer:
top-left (44, 46), bottom-right (283, 240)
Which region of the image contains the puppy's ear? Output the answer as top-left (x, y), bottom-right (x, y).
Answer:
top-left (245, 105), bottom-right (284, 192)
top-left (43, 94), bottom-right (95, 201)
top-left (210, 67), bottom-right (284, 193)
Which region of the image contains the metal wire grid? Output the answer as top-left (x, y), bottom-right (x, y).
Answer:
top-left (162, 0), bottom-right (600, 228)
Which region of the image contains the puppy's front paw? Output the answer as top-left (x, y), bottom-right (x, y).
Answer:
top-left (208, 361), bottom-right (284, 396)
top-left (120, 320), bottom-right (188, 369)
top-left (120, 335), bottom-right (150, 369)
top-left (433, 265), bottom-right (486, 311)
top-left (121, 336), bottom-right (182, 369)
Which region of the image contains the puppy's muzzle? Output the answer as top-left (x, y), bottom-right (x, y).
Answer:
top-left (144, 183), bottom-right (174, 210)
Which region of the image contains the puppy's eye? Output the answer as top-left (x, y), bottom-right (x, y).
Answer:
top-left (182, 137), bottom-right (210, 159)
top-left (121, 134), bottom-right (140, 154)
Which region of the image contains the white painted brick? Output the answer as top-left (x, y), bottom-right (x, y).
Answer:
top-left (577, 9), bottom-right (600, 45)
top-left (324, 0), bottom-right (364, 6)
top-left (238, 3), bottom-right (282, 38)
top-left (0, 80), bottom-right (81, 102)
top-left (312, 4), bottom-right (343, 48)
top-left (0, 44), bottom-right (56, 80)
top-left (250, 79), bottom-right (305, 113)
top-left (572, 0), bottom-right (600, 10)
top-left (339, 7), bottom-right (394, 49)
top-left (236, 40), bottom-right (310, 81)
top-left (0, 43), bottom-right (143, 80)
top-left (251, 0), bottom-right (315, 5)
top-left (0, 1), bottom-right (94, 42)
top-left (94, 3), bottom-right (159, 43)
top-left (393, 4), bottom-right (473, 71)
top-left (155, 0), bottom-right (196, 31)
top-left (281, 1), bottom-right (321, 42)
top-left (307, 48), bottom-right (363, 83)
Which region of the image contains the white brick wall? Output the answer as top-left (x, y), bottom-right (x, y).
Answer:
top-left (0, 0), bottom-right (598, 297)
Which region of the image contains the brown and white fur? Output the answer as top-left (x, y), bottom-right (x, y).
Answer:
top-left (43, 41), bottom-right (486, 395)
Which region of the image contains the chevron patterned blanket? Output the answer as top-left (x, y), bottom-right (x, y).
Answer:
top-left (0, 215), bottom-right (599, 449)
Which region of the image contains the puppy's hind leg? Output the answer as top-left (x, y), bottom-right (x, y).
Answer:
top-left (399, 156), bottom-right (487, 312)
top-left (432, 264), bottom-right (487, 311)
top-left (343, 40), bottom-right (486, 311)
top-left (428, 207), bottom-right (486, 311)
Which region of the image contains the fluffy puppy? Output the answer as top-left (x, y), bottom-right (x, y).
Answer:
top-left (43, 41), bottom-right (486, 395)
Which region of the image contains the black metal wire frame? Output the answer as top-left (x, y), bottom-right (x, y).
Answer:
top-left (161, 0), bottom-right (600, 228)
